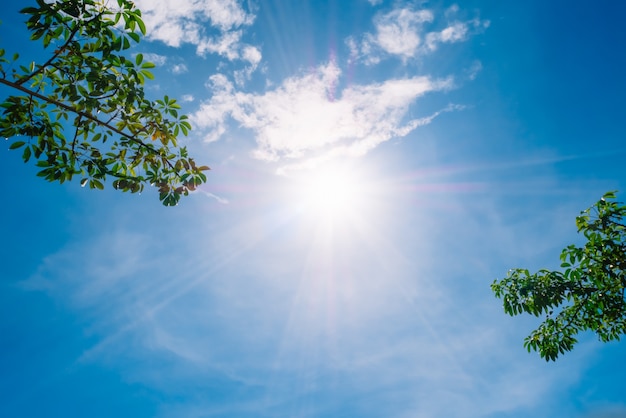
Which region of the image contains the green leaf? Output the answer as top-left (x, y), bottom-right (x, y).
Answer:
top-left (22, 146), bottom-right (32, 162)
top-left (90, 179), bottom-right (104, 190)
top-left (140, 69), bottom-right (154, 80)
top-left (19, 7), bottom-right (39, 14)
top-left (127, 33), bottom-right (139, 44)
top-left (9, 141), bottom-right (26, 150)
top-left (136, 18), bottom-right (146, 35)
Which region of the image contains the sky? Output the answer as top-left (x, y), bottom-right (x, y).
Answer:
top-left (1, 0), bottom-right (626, 417)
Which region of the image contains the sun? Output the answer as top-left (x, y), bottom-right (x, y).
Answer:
top-left (304, 169), bottom-right (361, 217)
top-left (284, 161), bottom-right (371, 223)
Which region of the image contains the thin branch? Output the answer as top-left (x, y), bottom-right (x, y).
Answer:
top-left (555, 293), bottom-right (589, 337)
top-left (71, 115), bottom-right (82, 156)
top-left (16, 26), bottom-right (80, 86)
top-left (0, 77), bottom-right (177, 171)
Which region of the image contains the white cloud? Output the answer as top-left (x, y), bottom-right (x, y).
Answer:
top-left (346, 36), bottom-right (359, 63)
top-left (171, 63), bottom-right (188, 74)
top-left (368, 8), bottom-right (434, 60)
top-left (202, 191), bottom-right (230, 204)
top-left (191, 62), bottom-right (454, 171)
top-left (354, 6), bottom-right (489, 64)
top-left (466, 60), bottom-right (483, 80)
top-left (142, 52), bottom-right (168, 66)
top-left (424, 19), bottom-right (488, 52)
top-left (428, 21), bottom-right (469, 46)
top-left (242, 45), bottom-right (262, 67)
top-left (197, 30), bottom-right (243, 59)
top-left (445, 4), bottom-right (460, 17)
top-left (233, 45), bottom-right (263, 84)
top-left (140, 54), bottom-right (191, 76)
top-left (135, 0), bottom-right (253, 41)
top-left (133, 0), bottom-right (259, 65)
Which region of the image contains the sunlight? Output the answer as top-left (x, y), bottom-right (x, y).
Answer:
top-left (304, 168), bottom-right (361, 217)
top-left (288, 162), bottom-right (368, 223)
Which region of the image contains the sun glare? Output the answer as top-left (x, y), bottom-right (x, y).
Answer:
top-left (287, 162), bottom-right (370, 223)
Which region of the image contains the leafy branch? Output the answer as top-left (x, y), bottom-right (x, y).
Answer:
top-left (492, 191), bottom-right (626, 361)
top-left (0, 0), bottom-right (209, 206)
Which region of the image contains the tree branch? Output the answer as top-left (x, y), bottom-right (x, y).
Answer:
top-left (16, 26), bottom-right (80, 86)
top-left (0, 76), bottom-right (176, 171)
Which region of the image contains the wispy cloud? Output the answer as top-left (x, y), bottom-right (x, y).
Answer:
top-left (171, 63), bottom-right (188, 74)
top-left (181, 94), bottom-right (195, 102)
top-left (191, 61), bottom-right (455, 172)
top-left (142, 52), bottom-right (168, 66)
top-left (138, 53), bottom-right (193, 78)
top-left (351, 5), bottom-right (489, 64)
top-left (16, 197), bottom-right (595, 418)
top-left (19, 232), bottom-right (155, 323)
top-left (466, 60), bottom-right (483, 80)
top-left (201, 190), bottom-right (230, 204)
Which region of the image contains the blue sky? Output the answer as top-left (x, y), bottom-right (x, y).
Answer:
top-left (1, 0), bottom-right (625, 417)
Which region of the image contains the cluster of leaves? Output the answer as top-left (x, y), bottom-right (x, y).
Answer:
top-left (0, 0), bottom-right (208, 205)
top-left (492, 191), bottom-right (626, 361)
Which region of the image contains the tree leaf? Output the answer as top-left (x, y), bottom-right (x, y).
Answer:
top-left (9, 141), bottom-right (25, 149)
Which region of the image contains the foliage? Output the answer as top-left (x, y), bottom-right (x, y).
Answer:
top-left (0, 0), bottom-right (209, 206)
top-left (492, 191), bottom-right (626, 361)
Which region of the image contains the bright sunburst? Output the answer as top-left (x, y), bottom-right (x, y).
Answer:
top-left (304, 169), bottom-right (361, 217)
top-left (284, 161), bottom-right (373, 224)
